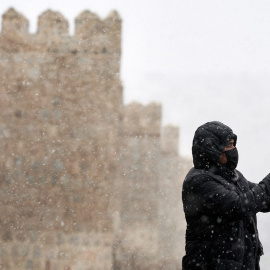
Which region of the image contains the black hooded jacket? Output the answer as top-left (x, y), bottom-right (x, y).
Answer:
top-left (182, 121), bottom-right (270, 270)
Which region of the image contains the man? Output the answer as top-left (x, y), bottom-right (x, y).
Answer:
top-left (182, 121), bottom-right (270, 270)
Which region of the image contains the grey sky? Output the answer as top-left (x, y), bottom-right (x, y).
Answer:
top-left (1, 1), bottom-right (270, 264)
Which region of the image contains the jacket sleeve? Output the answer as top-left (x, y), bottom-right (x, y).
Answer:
top-left (248, 177), bottom-right (270, 213)
top-left (188, 173), bottom-right (270, 218)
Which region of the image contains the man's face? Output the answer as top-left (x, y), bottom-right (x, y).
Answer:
top-left (219, 139), bottom-right (235, 165)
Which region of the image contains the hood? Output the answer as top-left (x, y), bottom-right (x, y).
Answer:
top-left (192, 121), bottom-right (237, 169)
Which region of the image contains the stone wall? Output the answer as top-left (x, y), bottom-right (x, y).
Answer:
top-left (0, 8), bottom-right (192, 270)
top-left (158, 126), bottom-right (192, 269)
top-left (113, 104), bottom-right (192, 270)
top-left (113, 103), bottom-right (162, 269)
top-left (0, 8), bottom-right (122, 270)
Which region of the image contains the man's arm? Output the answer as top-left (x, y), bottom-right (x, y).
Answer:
top-left (248, 178), bottom-right (270, 213)
top-left (186, 173), bottom-right (270, 218)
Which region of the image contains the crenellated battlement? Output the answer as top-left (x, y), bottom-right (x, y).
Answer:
top-left (75, 10), bottom-right (101, 38)
top-left (1, 8), bottom-right (29, 34)
top-left (38, 10), bottom-right (69, 36)
top-left (0, 8), bottom-right (121, 54)
top-left (161, 125), bottom-right (179, 155)
top-left (74, 9), bottom-right (120, 37)
top-left (123, 102), bottom-right (162, 136)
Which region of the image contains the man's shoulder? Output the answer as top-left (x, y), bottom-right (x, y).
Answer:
top-left (184, 168), bottom-right (217, 185)
top-left (235, 169), bottom-right (254, 187)
top-left (235, 169), bottom-right (249, 183)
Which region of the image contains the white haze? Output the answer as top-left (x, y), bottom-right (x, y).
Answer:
top-left (1, 0), bottom-right (270, 267)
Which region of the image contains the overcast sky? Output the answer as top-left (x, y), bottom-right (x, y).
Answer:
top-left (1, 1), bottom-right (270, 264)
